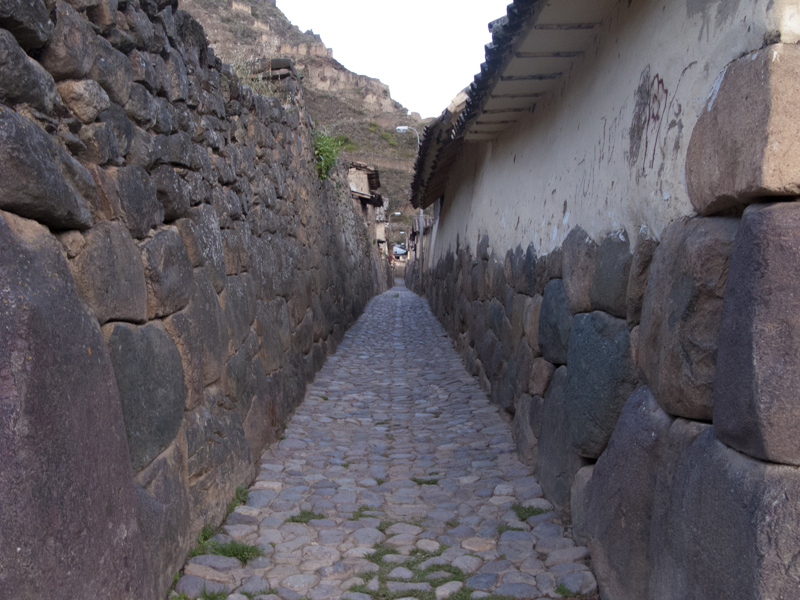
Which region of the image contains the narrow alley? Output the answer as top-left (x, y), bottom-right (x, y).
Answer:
top-left (174, 286), bottom-right (597, 600)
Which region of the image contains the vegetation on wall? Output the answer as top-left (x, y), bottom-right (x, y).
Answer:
top-left (313, 128), bottom-right (344, 180)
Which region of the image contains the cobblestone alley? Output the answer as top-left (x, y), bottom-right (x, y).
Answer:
top-left (173, 285), bottom-right (598, 600)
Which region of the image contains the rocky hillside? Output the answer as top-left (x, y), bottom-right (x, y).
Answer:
top-left (180, 0), bottom-right (428, 232)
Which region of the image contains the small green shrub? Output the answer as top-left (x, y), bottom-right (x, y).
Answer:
top-left (313, 128), bottom-right (343, 180)
top-left (512, 503), bottom-right (548, 520)
top-left (226, 485), bottom-right (249, 516)
top-left (200, 585), bottom-right (228, 600)
top-left (368, 122), bottom-right (379, 132)
top-left (375, 478), bottom-right (386, 485)
top-left (286, 510), bottom-right (325, 524)
top-left (555, 583), bottom-right (580, 597)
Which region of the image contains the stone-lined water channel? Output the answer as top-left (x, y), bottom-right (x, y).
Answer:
top-left (172, 286), bottom-right (597, 600)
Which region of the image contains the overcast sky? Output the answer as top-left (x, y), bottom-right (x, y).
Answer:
top-left (276, 0), bottom-right (512, 119)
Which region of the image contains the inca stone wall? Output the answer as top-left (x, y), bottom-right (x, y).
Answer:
top-left (0, 1), bottom-right (382, 598)
top-left (409, 43), bottom-right (800, 600)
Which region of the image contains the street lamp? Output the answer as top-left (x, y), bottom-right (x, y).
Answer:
top-left (396, 126), bottom-right (420, 151)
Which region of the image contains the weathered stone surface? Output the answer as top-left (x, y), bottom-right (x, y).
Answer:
top-left (650, 429), bottom-right (800, 600)
top-left (165, 47), bottom-right (188, 101)
top-left (187, 204), bottom-right (227, 292)
top-left (522, 294), bottom-right (542, 355)
top-left (134, 440), bottom-right (192, 600)
top-left (638, 217), bottom-right (738, 420)
top-left (88, 37), bottom-right (134, 105)
top-left (103, 321), bottom-right (185, 470)
top-left (562, 227), bottom-right (598, 314)
top-left (536, 367), bottom-right (589, 520)
top-left (97, 103), bottom-right (135, 156)
top-left (686, 44), bottom-right (800, 215)
top-left (97, 165), bottom-right (163, 239)
top-left (0, 210), bottom-right (151, 600)
top-left (529, 357), bottom-right (555, 398)
top-left (124, 81), bottom-right (157, 128)
top-left (185, 384), bottom-right (255, 527)
top-left (513, 394), bottom-right (538, 466)
top-left (565, 311), bottom-right (638, 458)
top-left (57, 79), bottom-right (111, 123)
top-left (714, 202), bottom-right (800, 465)
top-left (0, 29), bottom-right (58, 114)
top-left (221, 273), bottom-right (258, 355)
top-left (39, 2), bottom-right (97, 80)
top-left (141, 228), bottom-right (194, 319)
top-left (0, 105), bottom-right (93, 230)
top-left (256, 298), bottom-right (290, 374)
top-left (585, 387), bottom-right (672, 600)
top-left (570, 466), bottom-right (593, 546)
top-left (150, 164), bottom-right (190, 221)
top-left (164, 268), bottom-right (229, 408)
top-left (590, 231), bottom-right (631, 319)
top-left (69, 220), bottom-right (148, 324)
top-left (78, 121), bottom-right (118, 164)
top-left (626, 227), bottom-right (658, 327)
top-left (538, 279), bottom-right (572, 365)
top-left (647, 418), bottom-right (710, 600)
top-left (0, 0), bottom-right (53, 50)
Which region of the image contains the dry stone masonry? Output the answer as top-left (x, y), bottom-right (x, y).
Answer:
top-left (408, 40), bottom-right (800, 599)
top-left (173, 288), bottom-right (598, 600)
top-left (0, 0), bottom-right (384, 598)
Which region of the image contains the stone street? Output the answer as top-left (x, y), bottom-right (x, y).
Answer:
top-left (174, 286), bottom-right (597, 600)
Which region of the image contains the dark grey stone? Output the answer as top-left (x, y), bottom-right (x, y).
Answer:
top-left (648, 429), bottom-right (800, 600)
top-left (714, 202), bottom-right (800, 465)
top-left (565, 311), bottom-right (639, 458)
top-left (0, 0), bottom-right (53, 49)
top-left (39, 1), bottom-right (97, 79)
top-left (538, 279), bottom-right (572, 365)
top-left (150, 165), bottom-right (190, 221)
top-left (96, 165), bottom-right (163, 239)
top-left (141, 228), bottom-right (194, 319)
top-left (562, 227), bottom-right (598, 314)
top-left (189, 555), bottom-right (241, 571)
top-left (536, 367), bottom-right (590, 520)
top-left (175, 575), bottom-right (229, 598)
top-left (626, 228), bottom-right (658, 327)
top-left (69, 220), bottom-right (148, 325)
top-left (222, 273), bottom-right (258, 354)
top-left (97, 103), bottom-right (135, 157)
top-left (187, 204), bottom-right (227, 292)
top-left (0, 211), bottom-right (151, 600)
top-left (465, 573), bottom-right (497, 591)
top-left (103, 321), bottom-right (185, 470)
top-left (590, 231), bottom-right (631, 318)
top-left (493, 583), bottom-right (539, 598)
top-left (88, 36), bottom-right (134, 105)
top-left (0, 29), bottom-right (57, 114)
top-left (78, 121), bottom-right (119, 164)
top-left (0, 106), bottom-right (93, 230)
top-left (585, 387), bottom-right (673, 600)
top-left (239, 575), bottom-right (271, 594)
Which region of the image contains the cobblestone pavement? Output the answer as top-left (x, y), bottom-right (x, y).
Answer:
top-left (174, 286), bottom-right (597, 600)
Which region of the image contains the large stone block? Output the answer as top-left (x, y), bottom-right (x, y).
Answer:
top-left (103, 321), bottom-right (185, 470)
top-left (69, 220), bottom-right (148, 324)
top-left (647, 418), bottom-right (710, 600)
top-left (626, 227), bottom-right (658, 327)
top-left (536, 367), bottom-right (590, 520)
top-left (538, 279), bottom-right (572, 366)
top-left (0, 105), bottom-right (93, 230)
top-left (221, 273), bottom-right (258, 355)
top-left (256, 298), bottom-right (290, 374)
top-left (565, 311), bottom-right (638, 458)
top-left (134, 440), bottom-right (192, 600)
top-left (590, 231), bottom-right (631, 319)
top-left (0, 210), bottom-right (151, 600)
top-left (513, 393), bottom-right (540, 466)
top-left (585, 387), bottom-right (673, 600)
top-left (185, 384), bottom-right (254, 527)
top-left (88, 37), bottom-right (134, 105)
top-left (187, 204), bottom-right (227, 293)
top-left (0, 29), bottom-right (58, 114)
top-left (570, 465), bottom-right (594, 546)
top-left (56, 79), bottom-right (110, 123)
top-left (97, 103), bottom-right (135, 156)
top-left (164, 268), bottom-right (229, 410)
top-left (686, 44), bottom-right (800, 215)
top-left (714, 202), bottom-right (800, 465)
top-left (0, 0), bottom-right (53, 49)
top-left (649, 429), bottom-right (800, 600)
top-left (140, 228), bottom-right (193, 319)
top-left (522, 293), bottom-right (542, 355)
top-left (638, 217), bottom-right (738, 420)
top-left (94, 165), bottom-right (163, 239)
top-left (241, 361), bottom-right (281, 464)
top-left (150, 164), bottom-right (190, 222)
top-left (562, 227), bottom-right (598, 314)
top-left (39, 1), bottom-right (97, 80)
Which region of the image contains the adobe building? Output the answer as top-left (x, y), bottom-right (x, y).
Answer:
top-left (408, 0), bottom-right (800, 598)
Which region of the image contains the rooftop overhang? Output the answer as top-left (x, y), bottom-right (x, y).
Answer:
top-left (411, 0), bottom-right (618, 208)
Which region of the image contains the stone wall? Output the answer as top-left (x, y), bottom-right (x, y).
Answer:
top-left (410, 43), bottom-right (800, 600)
top-left (0, 1), bottom-right (381, 598)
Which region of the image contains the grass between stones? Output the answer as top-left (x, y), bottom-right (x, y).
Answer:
top-left (351, 505), bottom-right (379, 520)
top-left (511, 503), bottom-right (547, 520)
top-left (348, 517), bottom-right (517, 600)
top-left (410, 477), bottom-right (439, 486)
top-left (241, 589), bottom-right (278, 599)
top-left (286, 510), bottom-right (326, 524)
top-left (496, 524), bottom-right (524, 535)
top-left (226, 485), bottom-right (250, 516)
top-left (375, 478), bottom-right (386, 485)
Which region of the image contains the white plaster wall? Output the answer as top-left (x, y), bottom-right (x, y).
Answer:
top-left (432, 0), bottom-right (793, 262)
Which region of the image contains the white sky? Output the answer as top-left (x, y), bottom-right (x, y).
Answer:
top-left (276, 0), bottom-right (512, 119)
